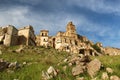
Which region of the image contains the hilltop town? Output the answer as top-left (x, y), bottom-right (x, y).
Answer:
top-left (0, 22), bottom-right (119, 56)
top-left (0, 22), bottom-right (120, 80)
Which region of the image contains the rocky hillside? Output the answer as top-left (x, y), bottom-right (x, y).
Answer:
top-left (105, 47), bottom-right (120, 55)
top-left (0, 45), bottom-right (119, 80)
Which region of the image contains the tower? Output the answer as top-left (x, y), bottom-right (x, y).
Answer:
top-left (66, 21), bottom-right (77, 38)
top-left (40, 30), bottom-right (49, 46)
top-left (40, 30), bottom-right (49, 36)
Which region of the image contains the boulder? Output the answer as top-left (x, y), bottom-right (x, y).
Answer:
top-left (47, 66), bottom-right (57, 76)
top-left (42, 71), bottom-right (52, 80)
top-left (72, 64), bottom-right (84, 76)
top-left (76, 77), bottom-right (84, 80)
top-left (106, 67), bottom-right (113, 74)
top-left (101, 72), bottom-right (109, 80)
top-left (63, 66), bottom-right (67, 71)
top-left (0, 61), bottom-right (9, 71)
top-left (70, 56), bottom-right (80, 64)
top-left (63, 58), bottom-right (68, 62)
top-left (8, 61), bottom-right (20, 69)
top-left (23, 62), bottom-right (27, 65)
top-left (110, 75), bottom-right (120, 80)
top-left (68, 63), bottom-right (72, 66)
top-left (87, 58), bottom-right (101, 78)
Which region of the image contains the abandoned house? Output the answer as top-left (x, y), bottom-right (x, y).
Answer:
top-left (36, 22), bottom-right (103, 55)
top-left (0, 25), bottom-right (36, 46)
top-left (0, 25), bottom-right (18, 46)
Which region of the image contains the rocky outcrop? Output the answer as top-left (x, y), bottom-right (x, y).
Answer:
top-left (72, 64), bottom-right (84, 76)
top-left (87, 58), bottom-right (101, 78)
top-left (101, 72), bottom-right (109, 80)
top-left (42, 66), bottom-right (58, 80)
top-left (110, 75), bottom-right (120, 80)
top-left (105, 47), bottom-right (120, 55)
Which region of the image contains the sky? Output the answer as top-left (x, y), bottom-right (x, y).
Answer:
top-left (0, 0), bottom-right (120, 48)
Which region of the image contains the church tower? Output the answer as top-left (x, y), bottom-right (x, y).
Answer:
top-left (65, 21), bottom-right (77, 38)
top-left (39, 30), bottom-right (49, 46)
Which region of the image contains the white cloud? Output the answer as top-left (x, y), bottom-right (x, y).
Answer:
top-left (0, 3), bottom-right (120, 48)
top-left (0, 6), bottom-right (29, 27)
top-left (68, 0), bottom-right (120, 15)
top-left (0, 5), bottom-right (116, 38)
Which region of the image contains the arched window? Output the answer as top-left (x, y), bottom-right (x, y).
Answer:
top-left (43, 38), bottom-right (46, 42)
top-left (42, 33), bottom-right (44, 36)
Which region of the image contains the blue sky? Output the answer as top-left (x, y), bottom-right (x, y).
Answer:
top-left (0, 0), bottom-right (120, 48)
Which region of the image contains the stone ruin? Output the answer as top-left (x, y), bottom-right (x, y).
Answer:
top-left (36, 22), bottom-right (105, 55)
top-left (0, 25), bottom-right (18, 46)
top-left (0, 22), bottom-right (106, 55)
top-left (0, 25), bottom-right (36, 46)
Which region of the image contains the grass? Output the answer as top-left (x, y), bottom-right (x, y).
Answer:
top-left (0, 46), bottom-right (120, 80)
top-left (91, 55), bottom-right (120, 77)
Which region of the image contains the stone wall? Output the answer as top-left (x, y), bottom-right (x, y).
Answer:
top-left (0, 25), bottom-right (36, 46)
top-left (18, 25), bottom-right (36, 46)
top-left (105, 47), bottom-right (120, 55)
top-left (35, 22), bottom-right (102, 55)
top-left (0, 25), bottom-right (18, 46)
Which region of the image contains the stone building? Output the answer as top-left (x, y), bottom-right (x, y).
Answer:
top-left (18, 25), bottom-right (36, 46)
top-left (0, 25), bottom-right (36, 46)
top-left (36, 30), bottom-right (49, 47)
top-left (36, 22), bottom-right (101, 55)
top-left (0, 25), bottom-right (18, 46)
top-left (0, 22), bottom-right (104, 55)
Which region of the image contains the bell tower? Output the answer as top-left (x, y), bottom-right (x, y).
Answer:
top-left (39, 30), bottom-right (49, 46)
top-left (40, 30), bottom-right (49, 36)
top-left (66, 21), bottom-right (77, 37)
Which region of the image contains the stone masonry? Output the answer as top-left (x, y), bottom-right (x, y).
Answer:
top-left (0, 25), bottom-right (36, 46)
top-left (36, 22), bottom-right (104, 55)
top-left (0, 22), bottom-right (106, 55)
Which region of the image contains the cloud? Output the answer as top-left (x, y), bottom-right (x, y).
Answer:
top-left (68, 0), bottom-right (120, 15)
top-left (0, 4), bottom-right (117, 38)
top-left (0, 6), bottom-right (29, 26)
top-left (0, 0), bottom-right (120, 48)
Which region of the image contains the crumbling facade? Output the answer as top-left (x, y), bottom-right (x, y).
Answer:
top-left (0, 25), bottom-right (36, 46)
top-left (36, 30), bottom-right (49, 47)
top-left (18, 25), bottom-right (36, 46)
top-left (0, 22), bottom-right (105, 55)
top-left (0, 25), bottom-right (18, 46)
top-left (36, 22), bottom-right (104, 55)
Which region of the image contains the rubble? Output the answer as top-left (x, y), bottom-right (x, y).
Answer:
top-left (106, 67), bottom-right (113, 74)
top-left (110, 75), bottom-right (120, 80)
top-left (72, 64), bottom-right (84, 76)
top-left (8, 61), bottom-right (20, 69)
top-left (87, 59), bottom-right (101, 78)
top-left (101, 72), bottom-right (109, 80)
top-left (42, 66), bottom-right (58, 80)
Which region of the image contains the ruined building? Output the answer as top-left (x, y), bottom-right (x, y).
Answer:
top-left (0, 22), bottom-right (105, 55)
top-left (0, 25), bottom-right (36, 46)
top-left (18, 25), bottom-right (36, 46)
top-left (36, 22), bottom-right (104, 55)
top-left (0, 25), bottom-right (18, 46)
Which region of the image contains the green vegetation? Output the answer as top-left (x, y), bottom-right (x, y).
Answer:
top-left (0, 46), bottom-right (71, 80)
top-left (91, 55), bottom-right (120, 77)
top-left (92, 44), bottom-right (101, 53)
top-left (0, 46), bottom-right (119, 80)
